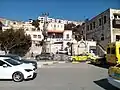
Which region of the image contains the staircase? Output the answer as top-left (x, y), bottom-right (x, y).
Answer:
top-left (96, 41), bottom-right (107, 56)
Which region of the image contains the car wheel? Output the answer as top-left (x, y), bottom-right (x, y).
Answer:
top-left (12, 72), bottom-right (24, 82)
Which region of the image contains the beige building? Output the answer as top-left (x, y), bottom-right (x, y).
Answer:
top-left (0, 18), bottom-right (24, 30)
top-left (80, 8), bottom-right (120, 56)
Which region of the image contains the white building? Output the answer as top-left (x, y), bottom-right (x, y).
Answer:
top-left (45, 30), bottom-right (73, 54)
top-left (80, 8), bottom-right (120, 56)
top-left (0, 18), bottom-right (24, 30)
top-left (23, 21), bottom-right (44, 55)
top-left (36, 16), bottom-right (82, 54)
top-left (0, 16), bottom-right (83, 56)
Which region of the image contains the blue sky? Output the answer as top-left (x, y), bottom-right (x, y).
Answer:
top-left (0, 0), bottom-right (120, 21)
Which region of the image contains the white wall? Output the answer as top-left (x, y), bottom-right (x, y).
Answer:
top-left (63, 30), bottom-right (72, 49)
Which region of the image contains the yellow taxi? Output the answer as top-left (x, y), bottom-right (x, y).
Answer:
top-left (71, 53), bottom-right (97, 62)
top-left (108, 64), bottom-right (120, 89)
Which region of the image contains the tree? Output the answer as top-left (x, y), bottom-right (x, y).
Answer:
top-left (64, 23), bottom-right (76, 30)
top-left (0, 28), bottom-right (32, 56)
top-left (32, 19), bottom-right (40, 30)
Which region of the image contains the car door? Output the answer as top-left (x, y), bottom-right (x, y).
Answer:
top-left (0, 60), bottom-right (13, 79)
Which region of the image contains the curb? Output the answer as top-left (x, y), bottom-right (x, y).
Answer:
top-left (37, 61), bottom-right (66, 68)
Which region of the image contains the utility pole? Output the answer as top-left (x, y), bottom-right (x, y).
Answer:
top-left (42, 12), bottom-right (49, 55)
top-left (84, 19), bottom-right (88, 52)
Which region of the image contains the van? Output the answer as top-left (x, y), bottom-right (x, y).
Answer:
top-left (106, 41), bottom-right (120, 65)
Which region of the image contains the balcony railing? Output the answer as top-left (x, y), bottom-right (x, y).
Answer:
top-left (47, 38), bottom-right (63, 42)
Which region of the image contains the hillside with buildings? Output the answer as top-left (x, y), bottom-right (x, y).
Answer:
top-left (0, 8), bottom-right (120, 57)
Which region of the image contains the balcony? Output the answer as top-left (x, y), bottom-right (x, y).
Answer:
top-left (112, 19), bottom-right (120, 28)
top-left (47, 38), bottom-right (63, 42)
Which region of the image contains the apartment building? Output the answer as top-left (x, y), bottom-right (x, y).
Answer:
top-left (80, 8), bottom-right (120, 56)
top-left (24, 16), bottom-right (82, 55)
top-left (0, 18), bottom-right (24, 30)
top-left (0, 16), bottom-right (82, 55)
top-left (37, 16), bottom-right (82, 54)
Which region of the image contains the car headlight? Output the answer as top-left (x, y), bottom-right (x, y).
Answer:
top-left (32, 63), bottom-right (36, 66)
top-left (24, 69), bottom-right (33, 72)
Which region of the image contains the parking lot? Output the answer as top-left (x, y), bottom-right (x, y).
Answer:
top-left (0, 63), bottom-right (119, 90)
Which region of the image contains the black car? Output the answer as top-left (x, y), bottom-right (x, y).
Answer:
top-left (0, 54), bottom-right (37, 69)
top-left (35, 53), bottom-right (54, 61)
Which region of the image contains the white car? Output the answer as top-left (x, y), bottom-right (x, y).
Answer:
top-left (0, 57), bottom-right (37, 82)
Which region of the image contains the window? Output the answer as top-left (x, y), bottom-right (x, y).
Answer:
top-left (32, 28), bottom-right (35, 31)
top-left (90, 23), bottom-right (92, 30)
top-left (4, 59), bottom-right (22, 66)
top-left (38, 35), bottom-right (41, 38)
top-left (93, 22), bottom-right (95, 29)
top-left (26, 29), bottom-right (28, 31)
top-left (99, 18), bottom-right (102, 26)
top-left (114, 14), bottom-right (117, 19)
top-left (50, 19), bottom-right (52, 22)
top-left (119, 48), bottom-right (120, 54)
top-left (0, 60), bottom-right (6, 66)
top-left (54, 25), bottom-right (56, 28)
top-left (116, 64), bottom-right (120, 67)
top-left (87, 25), bottom-right (89, 31)
top-left (13, 22), bottom-right (16, 24)
top-left (104, 16), bottom-right (106, 24)
top-left (59, 20), bottom-right (61, 23)
top-left (116, 35), bottom-right (120, 41)
top-left (58, 25), bottom-right (59, 28)
top-left (118, 15), bottom-right (120, 18)
top-left (82, 31), bottom-right (83, 34)
top-left (101, 34), bottom-right (104, 41)
top-left (107, 48), bottom-right (110, 54)
top-left (111, 48), bottom-right (115, 54)
top-left (37, 27), bottom-right (40, 31)
top-left (101, 36), bottom-right (104, 41)
top-left (66, 34), bottom-right (69, 39)
top-left (51, 24), bottom-right (52, 27)
top-left (33, 35), bottom-right (37, 38)
top-left (55, 19), bottom-right (57, 22)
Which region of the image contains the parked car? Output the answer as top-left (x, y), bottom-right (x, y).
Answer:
top-left (0, 57), bottom-right (37, 82)
top-left (35, 53), bottom-right (54, 61)
top-left (107, 64), bottom-right (120, 89)
top-left (71, 53), bottom-right (94, 62)
top-left (0, 54), bottom-right (37, 69)
top-left (90, 56), bottom-right (106, 65)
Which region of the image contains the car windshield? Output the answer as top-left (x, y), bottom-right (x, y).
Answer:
top-left (4, 59), bottom-right (22, 66)
top-left (12, 56), bottom-right (20, 60)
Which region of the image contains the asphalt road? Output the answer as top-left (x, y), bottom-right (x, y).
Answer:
top-left (0, 63), bottom-right (119, 90)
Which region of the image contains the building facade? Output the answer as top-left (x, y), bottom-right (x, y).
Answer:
top-left (80, 8), bottom-right (120, 56)
top-left (24, 16), bottom-right (82, 56)
top-left (0, 18), bottom-right (24, 30)
top-left (0, 16), bottom-right (83, 56)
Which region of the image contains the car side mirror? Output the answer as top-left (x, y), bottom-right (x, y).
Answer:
top-left (3, 64), bottom-right (8, 68)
